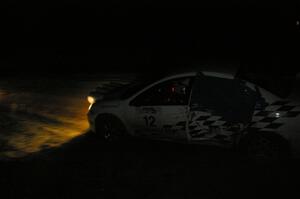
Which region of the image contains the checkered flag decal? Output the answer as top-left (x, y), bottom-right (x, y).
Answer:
top-left (175, 111), bottom-right (235, 138)
top-left (249, 100), bottom-right (300, 131)
top-left (175, 100), bottom-right (300, 138)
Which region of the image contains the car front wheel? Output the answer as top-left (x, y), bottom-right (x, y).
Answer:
top-left (95, 115), bottom-right (127, 142)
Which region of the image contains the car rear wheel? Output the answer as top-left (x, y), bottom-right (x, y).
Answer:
top-left (239, 132), bottom-right (290, 164)
top-left (95, 115), bottom-right (127, 142)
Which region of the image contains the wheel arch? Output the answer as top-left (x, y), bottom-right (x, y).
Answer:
top-left (239, 130), bottom-right (291, 158)
top-left (95, 113), bottom-right (129, 135)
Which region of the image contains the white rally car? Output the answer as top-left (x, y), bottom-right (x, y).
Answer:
top-left (87, 71), bottom-right (300, 160)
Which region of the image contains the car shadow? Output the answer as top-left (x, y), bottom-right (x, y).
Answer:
top-left (2, 131), bottom-right (300, 199)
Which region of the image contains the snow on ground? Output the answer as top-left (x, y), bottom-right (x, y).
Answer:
top-left (0, 74), bottom-right (136, 159)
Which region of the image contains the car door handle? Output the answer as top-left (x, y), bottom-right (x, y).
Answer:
top-left (191, 103), bottom-right (210, 112)
top-left (142, 107), bottom-right (157, 114)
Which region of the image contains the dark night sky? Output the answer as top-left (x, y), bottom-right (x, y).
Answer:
top-left (1, 1), bottom-right (299, 75)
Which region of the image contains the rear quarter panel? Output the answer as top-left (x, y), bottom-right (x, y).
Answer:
top-left (249, 83), bottom-right (300, 158)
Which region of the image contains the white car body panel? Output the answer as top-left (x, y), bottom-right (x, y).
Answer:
top-left (87, 71), bottom-right (300, 157)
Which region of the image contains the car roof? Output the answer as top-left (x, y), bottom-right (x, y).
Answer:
top-left (163, 70), bottom-right (235, 80)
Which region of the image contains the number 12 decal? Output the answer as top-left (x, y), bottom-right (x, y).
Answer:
top-left (144, 115), bottom-right (156, 127)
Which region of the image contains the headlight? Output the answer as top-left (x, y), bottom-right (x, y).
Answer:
top-left (87, 96), bottom-right (96, 110)
top-left (87, 96), bottom-right (96, 104)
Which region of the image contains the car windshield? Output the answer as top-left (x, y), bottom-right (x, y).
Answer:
top-left (120, 75), bottom-right (163, 99)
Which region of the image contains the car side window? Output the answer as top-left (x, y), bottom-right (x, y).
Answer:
top-left (130, 77), bottom-right (193, 106)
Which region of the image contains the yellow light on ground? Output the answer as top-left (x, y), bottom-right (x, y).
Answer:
top-left (2, 112), bottom-right (90, 159)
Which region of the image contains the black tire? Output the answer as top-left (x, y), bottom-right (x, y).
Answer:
top-left (95, 115), bottom-right (128, 142)
top-left (239, 132), bottom-right (290, 164)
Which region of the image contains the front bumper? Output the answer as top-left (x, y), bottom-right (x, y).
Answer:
top-left (87, 108), bottom-right (96, 132)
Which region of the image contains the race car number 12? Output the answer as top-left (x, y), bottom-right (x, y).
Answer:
top-left (144, 116), bottom-right (156, 127)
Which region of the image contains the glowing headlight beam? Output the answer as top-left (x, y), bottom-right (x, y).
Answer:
top-left (87, 96), bottom-right (96, 110)
top-left (87, 96), bottom-right (95, 104)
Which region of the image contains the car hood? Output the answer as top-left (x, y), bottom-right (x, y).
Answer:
top-left (89, 82), bottom-right (131, 101)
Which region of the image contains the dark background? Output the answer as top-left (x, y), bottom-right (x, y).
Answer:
top-left (1, 2), bottom-right (300, 198)
top-left (1, 1), bottom-right (300, 75)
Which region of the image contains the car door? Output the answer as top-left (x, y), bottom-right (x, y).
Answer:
top-left (188, 74), bottom-right (257, 145)
top-left (127, 77), bottom-right (193, 141)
